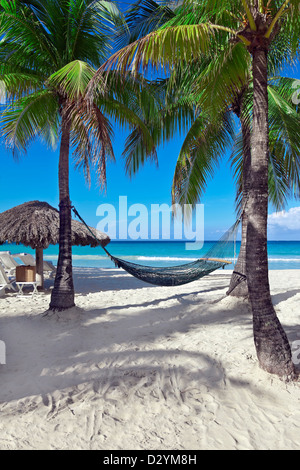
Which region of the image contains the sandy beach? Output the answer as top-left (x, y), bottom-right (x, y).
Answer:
top-left (0, 268), bottom-right (299, 450)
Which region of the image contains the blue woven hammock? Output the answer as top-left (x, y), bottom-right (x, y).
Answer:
top-left (72, 206), bottom-right (239, 287)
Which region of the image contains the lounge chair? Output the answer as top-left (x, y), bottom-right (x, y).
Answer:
top-left (0, 264), bottom-right (16, 296)
top-left (0, 251), bottom-right (20, 275)
top-left (14, 252), bottom-right (56, 278)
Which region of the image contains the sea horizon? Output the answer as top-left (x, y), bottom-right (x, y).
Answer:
top-left (1, 240), bottom-right (300, 271)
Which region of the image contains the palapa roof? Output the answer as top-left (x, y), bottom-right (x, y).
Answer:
top-left (0, 201), bottom-right (110, 249)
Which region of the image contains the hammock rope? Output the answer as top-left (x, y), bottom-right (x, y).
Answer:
top-left (71, 205), bottom-right (240, 287)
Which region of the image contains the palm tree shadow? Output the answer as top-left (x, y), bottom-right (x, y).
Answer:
top-left (272, 289), bottom-right (300, 306)
top-left (71, 268), bottom-right (232, 294)
top-left (0, 287), bottom-right (251, 408)
top-left (72, 268), bottom-right (156, 292)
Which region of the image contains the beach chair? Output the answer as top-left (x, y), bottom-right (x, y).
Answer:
top-left (0, 264), bottom-right (16, 296)
top-left (14, 253), bottom-right (56, 278)
top-left (0, 251), bottom-right (20, 275)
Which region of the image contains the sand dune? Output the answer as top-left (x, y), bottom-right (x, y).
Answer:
top-left (0, 268), bottom-right (299, 450)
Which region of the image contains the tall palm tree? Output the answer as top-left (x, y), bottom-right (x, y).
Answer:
top-left (170, 75), bottom-right (300, 296)
top-left (235, 1), bottom-right (299, 379)
top-left (89, 0), bottom-right (300, 378)
top-left (227, 77), bottom-right (300, 295)
top-left (0, 0), bottom-right (159, 311)
top-left (114, 1), bottom-right (300, 300)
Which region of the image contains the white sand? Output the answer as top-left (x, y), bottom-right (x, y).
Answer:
top-left (0, 268), bottom-right (299, 450)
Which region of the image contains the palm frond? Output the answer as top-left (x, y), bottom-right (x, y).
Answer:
top-left (268, 82), bottom-right (300, 194)
top-left (0, 0), bottom-right (60, 67)
top-left (192, 41), bottom-right (251, 116)
top-left (0, 89), bottom-right (59, 156)
top-left (87, 22), bottom-right (216, 98)
top-left (115, 0), bottom-right (176, 49)
top-left (0, 71), bottom-right (44, 101)
top-left (172, 110), bottom-right (235, 207)
top-left (70, 99), bottom-right (115, 190)
top-left (47, 60), bottom-right (98, 101)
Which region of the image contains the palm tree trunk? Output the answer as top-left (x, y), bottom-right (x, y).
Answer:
top-left (246, 45), bottom-right (295, 379)
top-left (227, 98), bottom-right (251, 297)
top-left (49, 107), bottom-right (75, 311)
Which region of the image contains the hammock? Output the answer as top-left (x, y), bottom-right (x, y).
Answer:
top-left (72, 206), bottom-right (240, 287)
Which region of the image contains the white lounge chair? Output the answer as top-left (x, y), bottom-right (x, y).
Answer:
top-left (14, 253), bottom-right (56, 277)
top-left (0, 251), bottom-right (20, 275)
top-left (0, 264), bottom-right (16, 296)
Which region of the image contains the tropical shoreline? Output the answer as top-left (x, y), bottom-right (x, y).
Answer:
top-left (2, 240), bottom-right (300, 270)
top-left (0, 268), bottom-right (299, 450)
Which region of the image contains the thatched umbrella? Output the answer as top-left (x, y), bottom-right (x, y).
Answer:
top-left (0, 201), bottom-right (110, 288)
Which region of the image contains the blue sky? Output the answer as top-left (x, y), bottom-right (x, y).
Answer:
top-left (1, 107), bottom-right (299, 241)
top-left (0, 4), bottom-right (300, 242)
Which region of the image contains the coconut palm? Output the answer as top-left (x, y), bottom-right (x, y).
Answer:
top-left (89, 0), bottom-right (300, 378)
top-left (170, 74), bottom-right (300, 296)
top-left (227, 77), bottom-right (300, 295)
top-left (116, 1), bottom-right (300, 299)
top-left (231, 2), bottom-right (299, 380)
top-left (0, 0), bottom-right (159, 310)
top-left (124, 69), bottom-right (300, 300)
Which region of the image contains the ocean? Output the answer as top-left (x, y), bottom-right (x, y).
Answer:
top-left (1, 240), bottom-right (300, 270)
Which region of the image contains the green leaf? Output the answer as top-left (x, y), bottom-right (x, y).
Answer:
top-left (47, 60), bottom-right (97, 100)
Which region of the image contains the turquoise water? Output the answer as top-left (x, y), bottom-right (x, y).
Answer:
top-left (1, 240), bottom-right (300, 270)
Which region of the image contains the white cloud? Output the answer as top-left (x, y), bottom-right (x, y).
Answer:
top-left (268, 207), bottom-right (300, 231)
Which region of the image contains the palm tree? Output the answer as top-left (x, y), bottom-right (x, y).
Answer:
top-left (170, 75), bottom-right (300, 297)
top-left (236, 2), bottom-right (299, 379)
top-left (227, 77), bottom-right (300, 295)
top-left (0, 0), bottom-right (159, 311)
top-left (115, 1), bottom-right (300, 299)
top-left (89, 0), bottom-right (300, 378)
